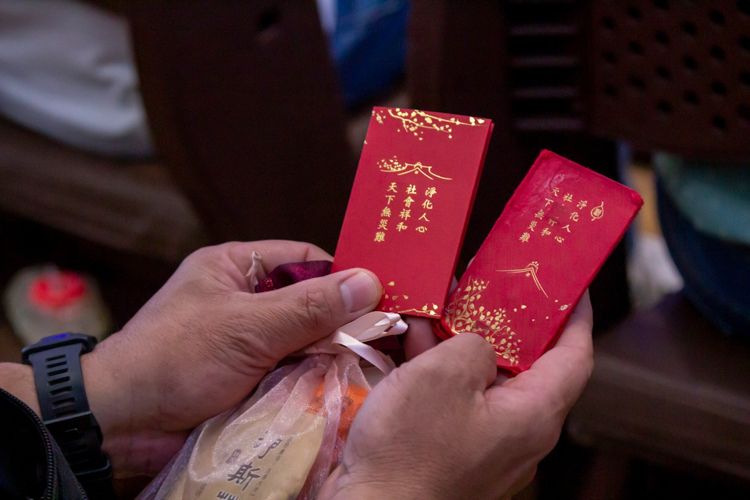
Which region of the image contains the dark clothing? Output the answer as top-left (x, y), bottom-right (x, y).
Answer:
top-left (0, 387), bottom-right (86, 500)
top-left (658, 180), bottom-right (750, 337)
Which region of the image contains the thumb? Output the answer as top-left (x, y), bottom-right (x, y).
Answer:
top-left (401, 333), bottom-right (498, 395)
top-left (249, 269), bottom-right (382, 360)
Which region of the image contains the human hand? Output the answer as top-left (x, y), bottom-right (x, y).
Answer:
top-left (320, 291), bottom-right (593, 500)
top-left (401, 276), bottom-right (456, 359)
top-left (73, 241), bottom-right (381, 477)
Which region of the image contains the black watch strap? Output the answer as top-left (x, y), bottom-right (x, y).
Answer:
top-left (23, 335), bottom-right (116, 499)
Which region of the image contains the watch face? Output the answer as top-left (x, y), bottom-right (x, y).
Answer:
top-left (41, 333), bottom-right (71, 344)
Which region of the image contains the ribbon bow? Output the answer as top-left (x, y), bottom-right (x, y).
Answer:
top-left (248, 253), bottom-right (406, 374)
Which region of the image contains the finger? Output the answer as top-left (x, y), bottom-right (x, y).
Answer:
top-left (403, 274), bottom-right (458, 360)
top-left (402, 317), bottom-right (441, 360)
top-left (449, 275), bottom-right (459, 293)
top-left (501, 465), bottom-right (538, 500)
top-left (490, 372), bottom-right (510, 387)
top-left (494, 290), bottom-right (593, 411)
top-left (408, 333), bottom-right (497, 391)
top-left (224, 240), bottom-right (333, 278)
top-left (243, 268), bottom-right (382, 362)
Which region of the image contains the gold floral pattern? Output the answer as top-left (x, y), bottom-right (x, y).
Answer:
top-left (443, 278), bottom-right (520, 365)
top-left (373, 108), bottom-right (486, 140)
top-left (399, 303), bottom-right (440, 316)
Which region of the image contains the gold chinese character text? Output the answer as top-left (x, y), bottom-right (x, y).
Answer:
top-left (418, 213), bottom-right (430, 222)
top-left (404, 196), bottom-right (415, 207)
top-left (396, 222), bottom-right (408, 231)
top-left (387, 182), bottom-right (398, 193)
top-left (552, 187), bottom-right (560, 196)
top-left (547, 218), bottom-right (557, 226)
top-left (406, 184), bottom-right (417, 194)
top-left (422, 199), bottom-right (433, 209)
top-left (577, 200), bottom-right (587, 209)
top-left (544, 198), bottom-right (554, 207)
top-left (375, 232), bottom-right (385, 242)
top-left (416, 226), bottom-right (428, 233)
top-left (385, 195), bottom-right (395, 205)
top-left (528, 221), bottom-right (537, 231)
top-left (570, 211), bottom-right (579, 222)
top-left (561, 224), bottom-right (571, 232)
top-left (425, 187), bottom-right (437, 198)
top-left (381, 207), bottom-right (391, 217)
top-left (535, 210), bottom-right (544, 220)
top-left (520, 232), bottom-right (530, 242)
top-left (378, 219), bottom-right (388, 230)
top-left (541, 228), bottom-right (551, 236)
top-left (555, 236), bottom-right (564, 243)
top-left (563, 193), bottom-right (573, 202)
top-left (400, 209), bottom-right (411, 220)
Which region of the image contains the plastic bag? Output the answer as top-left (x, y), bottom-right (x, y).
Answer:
top-left (139, 353), bottom-right (373, 500)
top-left (137, 255), bottom-right (405, 499)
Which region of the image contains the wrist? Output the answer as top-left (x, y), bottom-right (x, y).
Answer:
top-left (79, 340), bottom-right (140, 472)
top-left (81, 334), bottom-right (181, 477)
top-left (319, 466), bottom-right (434, 500)
top-left (0, 362), bottom-right (40, 415)
top-left (80, 346), bottom-right (132, 437)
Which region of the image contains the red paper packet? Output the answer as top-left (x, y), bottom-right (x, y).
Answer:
top-left (333, 107), bottom-right (493, 318)
top-left (439, 150), bottom-right (643, 375)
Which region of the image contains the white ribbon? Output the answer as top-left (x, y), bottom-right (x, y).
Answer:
top-left (303, 312), bottom-right (407, 375)
top-left (246, 251), bottom-right (263, 290)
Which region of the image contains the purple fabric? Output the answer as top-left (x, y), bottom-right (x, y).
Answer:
top-left (255, 260), bottom-right (333, 293)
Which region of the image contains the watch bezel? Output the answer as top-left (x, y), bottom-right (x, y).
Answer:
top-left (22, 333), bottom-right (97, 364)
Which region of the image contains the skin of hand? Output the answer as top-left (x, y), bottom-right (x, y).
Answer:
top-left (319, 290), bottom-right (594, 500)
top-left (0, 240), bottom-right (383, 478)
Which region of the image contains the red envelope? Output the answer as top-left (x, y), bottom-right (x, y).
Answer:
top-left (439, 150), bottom-right (643, 375)
top-left (332, 107), bottom-right (493, 318)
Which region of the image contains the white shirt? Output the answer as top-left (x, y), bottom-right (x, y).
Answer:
top-left (0, 0), bottom-right (153, 156)
top-left (0, 0), bottom-right (339, 157)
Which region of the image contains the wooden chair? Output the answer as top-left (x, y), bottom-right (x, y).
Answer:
top-left (568, 2), bottom-right (750, 495)
top-left (128, 0), bottom-right (355, 251)
top-left (408, 0), bottom-right (750, 495)
top-left (408, 0), bottom-right (630, 332)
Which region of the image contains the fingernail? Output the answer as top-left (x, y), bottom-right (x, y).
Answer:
top-left (340, 272), bottom-right (380, 312)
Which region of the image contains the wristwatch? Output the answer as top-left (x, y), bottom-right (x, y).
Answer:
top-left (22, 333), bottom-right (116, 499)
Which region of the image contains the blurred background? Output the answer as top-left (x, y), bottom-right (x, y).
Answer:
top-left (1, 0), bottom-right (749, 498)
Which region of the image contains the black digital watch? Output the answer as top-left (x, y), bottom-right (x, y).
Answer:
top-left (22, 333), bottom-right (116, 499)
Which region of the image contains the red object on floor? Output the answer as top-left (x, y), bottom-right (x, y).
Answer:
top-left (28, 271), bottom-right (86, 310)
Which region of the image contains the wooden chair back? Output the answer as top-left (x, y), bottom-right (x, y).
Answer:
top-left (128, 0), bottom-right (356, 253)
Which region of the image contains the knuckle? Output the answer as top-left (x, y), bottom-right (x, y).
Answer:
top-left (538, 422), bottom-right (563, 455)
top-left (462, 331), bottom-right (492, 350)
top-left (184, 245), bottom-right (218, 266)
top-left (584, 353), bottom-right (595, 380)
top-left (301, 286), bottom-right (337, 330)
top-left (428, 335), bottom-right (495, 383)
top-left (413, 355), bottom-right (447, 380)
top-left (460, 332), bottom-right (497, 363)
top-left (527, 403), bottom-right (565, 454)
top-left (215, 302), bottom-right (281, 365)
top-left (405, 345), bottom-right (456, 383)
